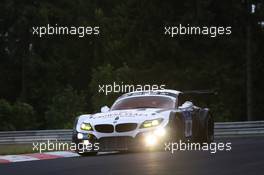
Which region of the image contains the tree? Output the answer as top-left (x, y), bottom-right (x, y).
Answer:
top-left (0, 99), bottom-right (36, 131)
top-left (45, 86), bottom-right (87, 129)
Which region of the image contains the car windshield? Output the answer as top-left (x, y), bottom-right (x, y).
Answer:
top-left (111, 96), bottom-right (175, 110)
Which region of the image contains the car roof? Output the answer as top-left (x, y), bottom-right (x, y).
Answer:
top-left (118, 89), bottom-right (182, 99)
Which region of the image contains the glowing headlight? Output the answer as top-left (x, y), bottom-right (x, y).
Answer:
top-left (80, 123), bottom-right (93, 131)
top-left (145, 134), bottom-right (158, 146)
top-left (153, 128), bottom-right (166, 137)
top-left (140, 118), bottom-right (163, 128)
top-left (77, 133), bottom-right (84, 139)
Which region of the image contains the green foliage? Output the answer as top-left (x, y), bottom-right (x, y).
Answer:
top-left (0, 1), bottom-right (264, 130)
top-left (89, 63), bottom-right (134, 111)
top-left (0, 99), bottom-right (15, 131)
top-left (12, 102), bottom-right (36, 130)
top-left (45, 86), bottom-right (87, 129)
top-left (0, 99), bottom-right (36, 130)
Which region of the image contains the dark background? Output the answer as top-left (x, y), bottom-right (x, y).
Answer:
top-left (0, 0), bottom-right (263, 130)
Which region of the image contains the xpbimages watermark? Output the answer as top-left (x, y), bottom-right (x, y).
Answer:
top-left (164, 24), bottom-right (232, 38)
top-left (32, 139), bottom-right (232, 154)
top-left (164, 140), bottom-right (232, 154)
top-left (32, 24), bottom-right (100, 38)
top-left (32, 140), bottom-right (99, 153)
top-left (98, 82), bottom-right (166, 95)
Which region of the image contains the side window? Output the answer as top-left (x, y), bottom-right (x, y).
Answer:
top-left (177, 94), bottom-right (184, 107)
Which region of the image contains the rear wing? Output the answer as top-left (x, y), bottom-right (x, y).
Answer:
top-left (182, 90), bottom-right (217, 95)
top-left (178, 90), bottom-right (217, 107)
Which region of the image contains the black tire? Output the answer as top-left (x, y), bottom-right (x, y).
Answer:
top-left (78, 152), bottom-right (98, 156)
top-left (174, 117), bottom-right (184, 142)
top-left (199, 114), bottom-right (214, 143)
top-left (205, 115), bottom-right (214, 143)
top-left (73, 140), bottom-right (98, 156)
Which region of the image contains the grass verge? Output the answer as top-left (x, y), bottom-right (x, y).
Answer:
top-left (0, 144), bottom-right (37, 155)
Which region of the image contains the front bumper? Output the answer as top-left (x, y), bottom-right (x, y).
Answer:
top-left (72, 127), bottom-right (172, 152)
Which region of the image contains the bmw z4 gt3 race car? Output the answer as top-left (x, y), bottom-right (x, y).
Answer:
top-left (72, 89), bottom-right (214, 155)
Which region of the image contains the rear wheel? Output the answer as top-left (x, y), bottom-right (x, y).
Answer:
top-left (205, 115), bottom-right (214, 143)
top-left (199, 114), bottom-right (214, 143)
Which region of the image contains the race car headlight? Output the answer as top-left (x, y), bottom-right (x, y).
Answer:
top-left (140, 118), bottom-right (163, 128)
top-left (80, 123), bottom-right (93, 131)
top-left (153, 128), bottom-right (166, 137)
top-left (145, 134), bottom-right (158, 146)
top-left (77, 133), bottom-right (84, 139)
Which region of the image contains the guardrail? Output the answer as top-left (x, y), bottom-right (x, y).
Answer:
top-left (214, 121), bottom-right (264, 137)
top-left (0, 121), bottom-right (264, 145)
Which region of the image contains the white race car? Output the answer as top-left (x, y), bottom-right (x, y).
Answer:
top-left (72, 89), bottom-right (214, 155)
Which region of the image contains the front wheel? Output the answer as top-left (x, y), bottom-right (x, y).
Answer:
top-left (78, 152), bottom-right (98, 156)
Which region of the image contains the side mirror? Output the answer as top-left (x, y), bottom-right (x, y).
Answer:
top-left (101, 106), bottom-right (110, 113)
top-left (178, 101), bottom-right (193, 109)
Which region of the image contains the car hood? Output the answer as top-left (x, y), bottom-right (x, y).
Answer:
top-left (79, 108), bottom-right (173, 126)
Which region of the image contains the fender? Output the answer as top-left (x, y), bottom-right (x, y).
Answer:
top-left (168, 111), bottom-right (184, 140)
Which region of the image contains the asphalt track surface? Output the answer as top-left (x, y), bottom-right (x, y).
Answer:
top-left (1, 137), bottom-right (264, 175)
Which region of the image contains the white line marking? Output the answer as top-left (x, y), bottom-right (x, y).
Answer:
top-left (0, 155), bottom-right (39, 162)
